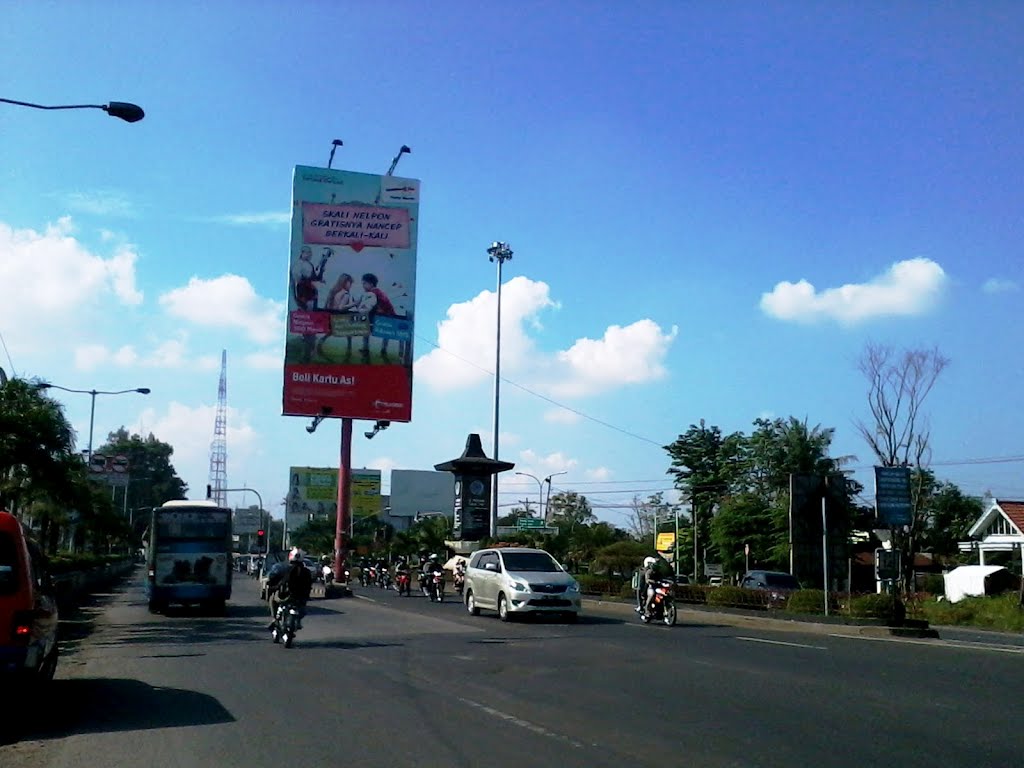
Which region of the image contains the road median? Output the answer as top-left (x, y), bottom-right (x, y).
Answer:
top-left (582, 597), bottom-right (940, 638)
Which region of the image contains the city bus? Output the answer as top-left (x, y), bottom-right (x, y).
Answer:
top-left (146, 500), bottom-right (232, 614)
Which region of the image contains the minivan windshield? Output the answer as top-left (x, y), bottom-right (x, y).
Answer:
top-left (501, 552), bottom-right (560, 573)
top-left (765, 573), bottom-right (800, 589)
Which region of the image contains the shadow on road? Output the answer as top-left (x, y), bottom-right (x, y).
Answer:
top-left (299, 639), bottom-right (405, 650)
top-left (58, 584), bottom-right (135, 657)
top-left (12, 678), bottom-right (234, 740)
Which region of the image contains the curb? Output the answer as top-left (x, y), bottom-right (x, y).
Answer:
top-left (582, 598), bottom-right (939, 639)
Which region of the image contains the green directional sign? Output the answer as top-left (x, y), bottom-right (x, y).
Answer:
top-left (517, 517), bottom-right (544, 530)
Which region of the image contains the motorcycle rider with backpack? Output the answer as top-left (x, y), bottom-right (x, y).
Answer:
top-left (268, 547), bottom-right (314, 629)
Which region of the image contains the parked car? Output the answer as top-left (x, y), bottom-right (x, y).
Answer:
top-left (464, 547), bottom-right (581, 622)
top-left (0, 511), bottom-right (59, 686)
top-left (740, 570), bottom-right (801, 607)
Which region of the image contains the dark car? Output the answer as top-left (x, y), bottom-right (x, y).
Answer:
top-left (0, 511), bottom-right (59, 685)
top-left (740, 570), bottom-right (801, 607)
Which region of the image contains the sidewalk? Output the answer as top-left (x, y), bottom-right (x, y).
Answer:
top-left (582, 596), bottom-right (940, 638)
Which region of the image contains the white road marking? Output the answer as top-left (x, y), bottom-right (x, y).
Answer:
top-left (736, 636), bottom-right (827, 650)
top-left (353, 594), bottom-right (377, 603)
top-left (459, 697), bottom-right (585, 749)
top-left (828, 633), bottom-right (1024, 654)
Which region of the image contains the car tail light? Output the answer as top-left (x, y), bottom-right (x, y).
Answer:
top-left (11, 611), bottom-right (33, 643)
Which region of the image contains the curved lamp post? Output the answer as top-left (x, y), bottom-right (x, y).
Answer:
top-left (1, 97), bottom-right (145, 123)
top-left (35, 384), bottom-right (151, 461)
top-left (514, 472), bottom-right (543, 519)
top-left (543, 471), bottom-right (568, 523)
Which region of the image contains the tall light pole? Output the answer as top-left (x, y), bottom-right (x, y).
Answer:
top-left (515, 472), bottom-right (543, 518)
top-left (487, 241), bottom-right (513, 538)
top-left (35, 384), bottom-right (151, 462)
top-left (543, 471), bottom-right (568, 523)
top-left (1, 97), bottom-right (145, 123)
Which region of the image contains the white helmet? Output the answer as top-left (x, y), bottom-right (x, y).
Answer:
top-left (290, 547), bottom-right (305, 563)
top-left (643, 556), bottom-right (657, 568)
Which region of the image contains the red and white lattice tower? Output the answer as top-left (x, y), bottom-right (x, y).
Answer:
top-left (208, 350), bottom-right (228, 508)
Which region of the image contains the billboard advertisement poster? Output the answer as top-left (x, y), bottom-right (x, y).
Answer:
top-left (287, 467), bottom-right (338, 532)
top-left (283, 166), bottom-right (419, 422)
top-left (874, 466), bottom-right (913, 527)
top-left (656, 532), bottom-right (676, 553)
top-left (350, 469), bottom-right (382, 518)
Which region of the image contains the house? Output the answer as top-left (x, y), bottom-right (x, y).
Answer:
top-left (958, 498), bottom-right (1024, 570)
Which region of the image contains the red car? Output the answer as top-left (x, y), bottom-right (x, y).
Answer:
top-left (0, 510), bottom-right (59, 684)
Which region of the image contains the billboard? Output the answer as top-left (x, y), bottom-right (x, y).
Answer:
top-left (388, 470), bottom-right (455, 519)
top-left (788, 473), bottom-right (847, 588)
top-left (874, 466), bottom-right (913, 527)
top-left (287, 466), bottom-right (338, 534)
top-left (283, 166), bottom-right (419, 422)
top-left (350, 469), bottom-right (382, 518)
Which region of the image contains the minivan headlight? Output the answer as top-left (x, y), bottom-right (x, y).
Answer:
top-left (510, 580), bottom-right (529, 592)
top-left (566, 581), bottom-right (580, 593)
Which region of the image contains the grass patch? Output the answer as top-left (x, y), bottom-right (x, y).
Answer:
top-left (918, 594), bottom-right (1024, 632)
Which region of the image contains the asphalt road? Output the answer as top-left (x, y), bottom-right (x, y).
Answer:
top-left (3, 572), bottom-right (1023, 768)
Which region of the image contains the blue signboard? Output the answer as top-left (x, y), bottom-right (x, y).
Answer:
top-left (874, 466), bottom-right (913, 527)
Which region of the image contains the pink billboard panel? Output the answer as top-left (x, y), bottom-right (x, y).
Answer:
top-left (302, 203), bottom-right (411, 250)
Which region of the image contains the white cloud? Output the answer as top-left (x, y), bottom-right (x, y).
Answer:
top-left (159, 275), bottom-right (284, 344)
top-left (415, 277), bottom-right (677, 398)
top-left (61, 190), bottom-right (136, 217)
top-left (73, 337), bottom-right (219, 372)
top-left (760, 257), bottom-right (947, 325)
top-left (244, 350), bottom-right (283, 370)
top-left (551, 320), bottom-right (679, 398)
top-left (586, 467), bottom-right (613, 481)
top-left (0, 218), bottom-right (144, 353)
top-left (543, 408), bottom-right (582, 425)
top-left (365, 457), bottom-right (398, 493)
top-left (982, 277), bottom-right (1019, 295)
top-left (416, 277), bottom-right (558, 391)
top-left (207, 211), bottom-right (290, 226)
top-left (518, 449), bottom-right (578, 475)
top-left (130, 402), bottom-right (259, 485)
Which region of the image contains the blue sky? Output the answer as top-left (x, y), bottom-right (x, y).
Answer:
top-left (2, 3), bottom-right (1022, 526)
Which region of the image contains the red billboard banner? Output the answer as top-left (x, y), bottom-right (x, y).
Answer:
top-left (283, 166), bottom-right (419, 422)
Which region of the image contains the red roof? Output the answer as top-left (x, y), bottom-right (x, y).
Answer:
top-left (999, 501), bottom-right (1024, 533)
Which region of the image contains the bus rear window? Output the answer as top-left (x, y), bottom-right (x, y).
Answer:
top-left (0, 533), bottom-right (19, 596)
top-left (156, 521), bottom-right (230, 540)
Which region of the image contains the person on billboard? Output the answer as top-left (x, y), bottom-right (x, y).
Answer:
top-left (291, 246), bottom-right (331, 362)
top-left (357, 273), bottom-right (397, 362)
top-left (315, 273), bottom-right (356, 359)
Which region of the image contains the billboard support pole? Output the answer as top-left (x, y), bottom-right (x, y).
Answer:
top-left (334, 417), bottom-right (354, 580)
top-left (821, 483), bottom-right (830, 616)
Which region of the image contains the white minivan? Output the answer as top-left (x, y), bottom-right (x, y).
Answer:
top-left (464, 547), bottom-right (581, 622)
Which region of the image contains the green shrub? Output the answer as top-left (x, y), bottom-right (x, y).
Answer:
top-left (920, 574), bottom-right (945, 596)
top-left (920, 594), bottom-right (1024, 632)
top-left (849, 593), bottom-right (906, 624)
top-left (619, 584), bottom-right (637, 600)
top-left (707, 586), bottom-right (768, 610)
top-left (675, 585), bottom-right (710, 605)
top-left (49, 553), bottom-right (129, 575)
top-left (574, 574), bottom-right (625, 596)
top-left (785, 589), bottom-right (837, 615)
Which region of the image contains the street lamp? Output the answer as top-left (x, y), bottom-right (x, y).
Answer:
top-left (514, 472), bottom-right (543, 519)
top-left (1, 97), bottom-right (145, 123)
top-left (487, 241), bottom-right (513, 538)
top-left (35, 384), bottom-right (151, 462)
top-left (543, 471), bottom-right (568, 523)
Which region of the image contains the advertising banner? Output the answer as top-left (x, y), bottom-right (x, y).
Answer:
top-left (283, 166), bottom-right (419, 422)
top-left (287, 467), bottom-right (338, 533)
top-left (350, 469), bottom-right (382, 518)
top-left (874, 466), bottom-right (913, 527)
top-left (656, 532), bottom-right (676, 553)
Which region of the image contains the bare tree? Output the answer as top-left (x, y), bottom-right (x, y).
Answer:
top-left (626, 495), bottom-right (656, 540)
top-left (855, 343), bottom-right (949, 469)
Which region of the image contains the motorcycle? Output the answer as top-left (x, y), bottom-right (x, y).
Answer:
top-left (427, 571), bottom-right (445, 603)
top-left (270, 601), bottom-right (302, 648)
top-left (453, 569), bottom-right (466, 596)
top-left (639, 579), bottom-right (677, 627)
top-left (395, 571), bottom-right (412, 596)
top-left (359, 567), bottom-right (370, 587)
top-left (378, 569), bottom-right (392, 590)
top-left (321, 564), bottom-right (334, 586)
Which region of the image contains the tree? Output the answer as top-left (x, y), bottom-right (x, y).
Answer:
top-left (547, 491), bottom-right (595, 528)
top-left (855, 343), bottom-right (949, 469)
top-left (97, 428), bottom-right (188, 512)
top-left (710, 492), bottom-right (783, 574)
top-left (0, 378), bottom-right (79, 514)
top-left (665, 420), bottom-right (746, 578)
top-left (497, 503), bottom-right (537, 527)
top-left (625, 492), bottom-right (680, 543)
top-left (290, 516), bottom-right (337, 556)
top-left (591, 540), bottom-right (649, 578)
top-left (915, 475), bottom-right (983, 559)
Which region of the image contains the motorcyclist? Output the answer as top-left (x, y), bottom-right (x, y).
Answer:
top-left (453, 558), bottom-right (467, 591)
top-left (636, 555), bottom-right (662, 614)
top-left (420, 553), bottom-right (443, 596)
top-left (268, 547), bottom-right (314, 629)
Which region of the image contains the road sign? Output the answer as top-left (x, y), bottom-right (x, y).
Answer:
top-left (744, 543), bottom-right (750, 556)
top-left (875, 548), bottom-right (901, 581)
top-left (705, 563), bottom-right (723, 578)
top-left (875, 466), bottom-right (913, 527)
top-left (656, 533), bottom-right (676, 552)
top-left (517, 517), bottom-right (544, 530)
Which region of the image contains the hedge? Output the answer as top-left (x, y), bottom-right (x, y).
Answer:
top-left (707, 586), bottom-right (769, 610)
top-left (849, 593), bottom-right (906, 624)
top-left (49, 553), bottom-right (132, 575)
top-left (785, 589), bottom-right (838, 615)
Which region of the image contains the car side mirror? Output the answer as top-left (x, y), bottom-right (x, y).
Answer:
top-left (484, 563), bottom-right (497, 572)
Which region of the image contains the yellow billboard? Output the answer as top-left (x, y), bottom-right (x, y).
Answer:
top-left (351, 469), bottom-right (382, 518)
top-left (656, 532), bottom-right (676, 553)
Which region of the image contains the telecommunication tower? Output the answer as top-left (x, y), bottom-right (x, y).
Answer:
top-left (208, 350), bottom-right (228, 508)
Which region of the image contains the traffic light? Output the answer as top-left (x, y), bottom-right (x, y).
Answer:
top-left (257, 529), bottom-right (266, 549)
